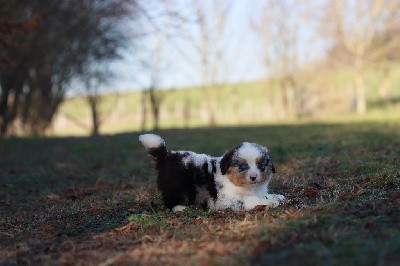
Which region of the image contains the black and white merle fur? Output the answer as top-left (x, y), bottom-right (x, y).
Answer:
top-left (139, 134), bottom-right (284, 212)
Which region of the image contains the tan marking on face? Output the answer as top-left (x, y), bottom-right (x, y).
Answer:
top-left (226, 167), bottom-right (247, 187)
top-left (240, 159), bottom-right (248, 164)
top-left (255, 157), bottom-right (262, 164)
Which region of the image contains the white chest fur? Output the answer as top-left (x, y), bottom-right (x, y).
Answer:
top-left (213, 173), bottom-right (284, 210)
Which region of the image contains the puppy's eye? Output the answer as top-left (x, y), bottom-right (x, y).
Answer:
top-left (257, 159), bottom-right (269, 171)
top-left (258, 165), bottom-right (266, 171)
top-left (237, 163), bottom-right (249, 172)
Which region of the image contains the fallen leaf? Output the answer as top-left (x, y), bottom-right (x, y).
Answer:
top-left (323, 180), bottom-right (337, 189)
top-left (168, 220), bottom-right (183, 227)
top-left (283, 207), bottom-right (302, 219)
top-left (142, 235), bottom-right (154, 243)
top-left (13, 215), bottom-right (26, 222)
top-left (353, 185), bottom-right (362, 194)
top-left (114, 221), bottom-right (140, 234)
top-left (122, 184), bottom-right (134, 189)
top-left (42, 224), bottom-right (56, 231)
top-left (254, 205), bottom-right (267, 211)
top-left (358, 176), bottom-right (371, 183)
top-left (194, 217), bottom-right (203, 225)
top-left (372, 146), bottom-right (386, 153)
top-left (303, 187), bottom-right (318, 197)
top-left (60, 241), bottom-right (75, 253)
top-left (41, 193), bottom-right (60, 201)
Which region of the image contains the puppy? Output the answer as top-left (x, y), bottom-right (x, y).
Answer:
top-left (139, 134), bottom-right (284, 212)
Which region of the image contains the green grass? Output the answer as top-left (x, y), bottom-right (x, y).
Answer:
top-left (1, 119), bottom-right (399, 265)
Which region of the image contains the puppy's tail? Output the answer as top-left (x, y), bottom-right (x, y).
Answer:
top-left (139, 134), bottom-right (168, 160)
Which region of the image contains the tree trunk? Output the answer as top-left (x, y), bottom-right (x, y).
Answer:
top-left (355, 74), bottom-right (366, 114)
top-left (141, 90), bottom-right (147, 132)
top-left (280, 78), bottom-right (296, 118)
top-left (203, 86), bottom-right (216, 126)
top-left (28, 70), bottom-right (62, 136)
top-left (0, 85), bottom-right (10, 137)
top-left (286, 86), bottom-right (296, 118)
top-left (88, 96), bottom-right (100, 136)
top-left (153, 105), bottom-right (160, 130)
top-left (22, 82), bottom-right (33, 131)
top-left (355, 58), bottom-right (366, 114)
top-left (208, 106), bottom-right (216, 126)
top-left (0, 70), bottom-right (24, 137)
top-left (149, 87), bottom-right (161, 131)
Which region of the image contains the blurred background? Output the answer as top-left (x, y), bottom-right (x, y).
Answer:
top-left (1, 0), bottom-right (399, 137)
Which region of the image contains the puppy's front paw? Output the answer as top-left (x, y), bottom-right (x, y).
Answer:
top-left (265, 194), bottom-right (285, 207)
top-left (276, 194), bottom-right (285, 202)
top-left (267, 194), bottom-right (285, 202)
top-left (172, 205), bottom-right (186, 212)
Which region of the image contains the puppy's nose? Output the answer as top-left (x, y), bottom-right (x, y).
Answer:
top-left (250, 175), bottom-right (257, 181)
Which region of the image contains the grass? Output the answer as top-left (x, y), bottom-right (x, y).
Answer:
top-left (1, 119), bottom-right (400, 265)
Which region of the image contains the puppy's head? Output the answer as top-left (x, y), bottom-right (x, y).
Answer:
top-left (220, 142), bottom-right (275, 187)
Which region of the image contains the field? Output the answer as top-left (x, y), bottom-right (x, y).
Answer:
top-left (53, 63), bottom-right (400, 136)
top-left (1, 119), bottom-right (400, 265)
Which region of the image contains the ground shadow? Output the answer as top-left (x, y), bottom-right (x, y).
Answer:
top-left (1, 122), bottom-right (399, 264)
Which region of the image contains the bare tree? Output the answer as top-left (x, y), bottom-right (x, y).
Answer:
top-left (135, 1), bottom-right (189, 131)
top-left (252, 0), bottom-right (306, 118)
top-left (148, 40), bottom-right (167, 131)
top-left (134, 0), bottom-right (230, 128)
top-left (323, 0), bottom-right (400, 114)
top-left (137, 38), bottom-right (168, 131)
top-left (81, 68), bottom-right (111, 136)
top-left (178, 0), bottom-right (232, 126)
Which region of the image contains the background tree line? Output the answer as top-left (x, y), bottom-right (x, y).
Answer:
top-left (1, 0), bottom-right (400, 137)
top-left (135, 0), bottom-right (400, 131)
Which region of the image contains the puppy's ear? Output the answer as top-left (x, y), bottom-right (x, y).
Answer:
top-left (263, 147), bottom-right (275, 173)
top-left (220, 148), bottom-right (236, 175)
top-left (270, 161), bottom-right (275, 173)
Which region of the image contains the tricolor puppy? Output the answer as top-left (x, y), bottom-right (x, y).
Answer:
top-left (139, 134), bottom-right (284, 212)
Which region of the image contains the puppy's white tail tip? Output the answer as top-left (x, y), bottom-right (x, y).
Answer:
top-left (139, 134), bottom-right (165, 149)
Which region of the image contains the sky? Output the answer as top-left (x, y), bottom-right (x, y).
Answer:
top-left (111, 0), bottom-right (327, 92)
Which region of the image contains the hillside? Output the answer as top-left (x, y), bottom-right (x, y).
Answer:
top-left (53, 65), bottom-right (400, 136)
